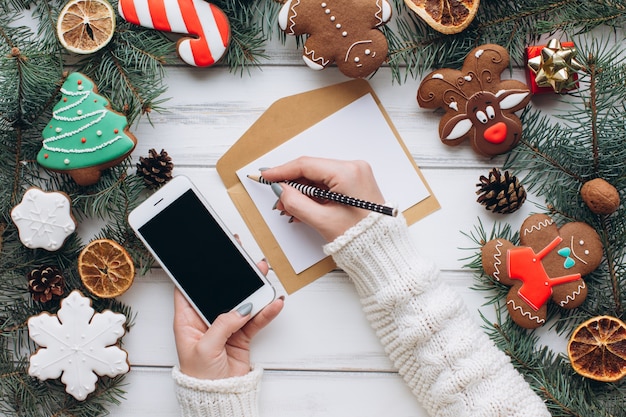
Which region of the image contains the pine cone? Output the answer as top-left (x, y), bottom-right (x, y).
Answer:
top-left (28, 266), bottom-right (65, 303)
top-left (476, 168), bottom-right (526, 214)
top-left (136, 148), bottom-right (174, 189)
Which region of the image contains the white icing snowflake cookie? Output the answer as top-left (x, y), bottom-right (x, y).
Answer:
top-left (27, 290), bottom-right (130, 401)
top-left (11, 188), bottom-right (77, 251)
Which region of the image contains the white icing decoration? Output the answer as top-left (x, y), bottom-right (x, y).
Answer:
top-left (330, 16), bottom-right (335, 21)
top-left (559, 281), bottom-right (586, 306)
top-left (42, 87), bottom-right (124, 154)
top-left (432, 73), bottom-right (444, 79)
top-left (507, 299), bottom-right (545, 324)
top-left (277, 0), bottom-right (294, 31)
top-left (64, 158), bottom-right (70, 165)
top-left (344, 40), bottom-right (372, 62)
top-left (96, 130), bottom-right (102, 136)
top-left (336, 23), bottom-right (341, 28)
top-left (464, 75), bottom-right (472, 81)
top-left (523, 218), bottom-right (554, 236)
top-left (325, 8), bottom-right (330, 14)
top-left (354, 57), bottom-right (360, 62)
top-left (376, 0), bottom-right (392, 25)
top-left (303, 45), bottom-right (329, 69)
top-left (279, 0), bottom-right (299, 34)
top-left (492, 240), bottom-right (504, 281)
top-left (570, 236), bottom-right (589, 265)
top-left (475, 49), bottom-right (484, 58)
top-left (55, 127), bottom-right (62, 133)
top-left (443, 118), bottom-right (473, 140)
top-left (365, 49), bottom-right (371, 55)
top-left (321, 2), bottom-right (326, 6)
top-left (28, 290), bottom-right (129, 401)
top-left (497, 90), bottom-right (530, 110)
top-left (342, 31), bottom-right (347, 36)
top-left (10, 188), bottom-right (76, 251)
top-left (77, 110), bottom-right (83, 116)
top-left (77, 85), bottom-right (83, 91)
top-left (448, 101), bottom-right (458, 111)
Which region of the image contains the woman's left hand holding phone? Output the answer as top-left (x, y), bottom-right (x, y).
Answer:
top-left (173, 258), bottom-right (284, 380)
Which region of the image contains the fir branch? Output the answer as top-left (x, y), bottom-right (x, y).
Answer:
top-left (467, 37), bottom-right (626, 416)
top-left (386, 0), bottom-right (626, 81)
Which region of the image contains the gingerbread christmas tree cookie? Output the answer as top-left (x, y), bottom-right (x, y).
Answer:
top-left (37, 72), bottom-right (137, 186)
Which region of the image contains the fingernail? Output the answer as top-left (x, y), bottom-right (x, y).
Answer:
top-left (272, 199), bottom-right (279, 210)
top-left (259, 167), bottom-right (270, 172)
top-left (237, 302), bottom-right (253, 316)
top-left (271, 183), bottom-right (283, 197)
top-left (288, 216), bottom-right (295, 223)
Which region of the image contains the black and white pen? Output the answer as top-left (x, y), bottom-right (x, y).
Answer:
top-left (247, 174), bottom-right (398, 217)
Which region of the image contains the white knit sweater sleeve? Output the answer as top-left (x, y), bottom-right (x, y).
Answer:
top-left (172, 365), bottom-right (262, 417)
top-left (324, 212), bottom-right (551, 417)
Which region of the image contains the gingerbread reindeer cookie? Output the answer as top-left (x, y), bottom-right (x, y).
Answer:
top-left (278, 0), bottom-right (392, 78)
top-left (417, 44), bottom-right (531, 157)
top-left (481, 214), bottom-right (603, 329)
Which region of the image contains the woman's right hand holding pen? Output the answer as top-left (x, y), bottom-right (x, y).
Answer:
top-left (260, 157), bottom-right (386, 242)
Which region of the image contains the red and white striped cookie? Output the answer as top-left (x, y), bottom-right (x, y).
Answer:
top-left (118, 0), bottom-right (231, 67)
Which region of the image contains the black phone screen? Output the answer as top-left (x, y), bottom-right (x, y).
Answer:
top-left (138, 189), bottom-right (264, 323)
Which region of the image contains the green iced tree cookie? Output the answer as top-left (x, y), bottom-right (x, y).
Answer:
top-left (37, 72), bottom-right (137, 186)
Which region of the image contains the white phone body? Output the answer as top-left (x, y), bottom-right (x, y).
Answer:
top-left (128, 175), bottom-right (275, 325)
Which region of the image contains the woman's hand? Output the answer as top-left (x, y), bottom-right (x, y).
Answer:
top-left (260, 157), bottom-right (386, 242)
top-left (173, 259), bottom-right (284, 380)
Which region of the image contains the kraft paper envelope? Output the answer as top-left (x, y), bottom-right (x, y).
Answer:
top-left (217, 79), bottom-right (440, 294)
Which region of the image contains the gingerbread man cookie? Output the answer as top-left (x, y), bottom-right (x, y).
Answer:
top-left (278, 0), bottom-right (392, 78)
top-left (481, 214), bottom-right (603, 329)
top-left (417, 44), bottom-right (531, 157)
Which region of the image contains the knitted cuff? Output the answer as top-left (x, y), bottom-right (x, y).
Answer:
top-left (324, 211), bottom-right (438, 298)
top-left (172, 366), bottom-right (262, 417)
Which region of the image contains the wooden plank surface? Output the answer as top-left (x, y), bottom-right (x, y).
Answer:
top-left (34, 20), bottom-right (572, 416)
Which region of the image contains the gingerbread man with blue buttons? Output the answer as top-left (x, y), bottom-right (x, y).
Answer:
top-left (279, 0), bottom-right (392, 78)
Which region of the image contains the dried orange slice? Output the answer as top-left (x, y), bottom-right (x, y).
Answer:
top-left (404, 0), bottom-right (480, 34)
top-left (57, 0), bottom-right (115, 54)
top-left (78, 239), bottom-right (135, 298)
top-left (567, 315), bottom-right (626, 382)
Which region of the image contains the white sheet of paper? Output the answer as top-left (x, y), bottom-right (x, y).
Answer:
top-left (236, 93), bottom-right (430, 274)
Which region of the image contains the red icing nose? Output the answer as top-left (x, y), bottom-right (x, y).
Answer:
top-left (484, 122), bottom-right (507, 144)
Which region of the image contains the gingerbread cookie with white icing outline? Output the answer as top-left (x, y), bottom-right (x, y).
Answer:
top-left (278, 0), bottom-right (392, 78)
top-left (11, 187), bottom-right (77, 251)
top-left (417, 44), bottom-right (531, 157)
top-left (481, 213), bottom-right (602, 329)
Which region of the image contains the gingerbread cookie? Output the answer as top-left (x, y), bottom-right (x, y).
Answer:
top-left (118, 0), bottom-right (230, 67)
top-left (417, 44), bottom-right (531, 157)
top-left (11, 188), bottom-right (77, 251)
top-left (481, 213), bottom-right (603, 329)
top-left (278, 0), bottom-right (392, 78)
top-left (28, 290), bottom-right (129, 401)
top-left (37, 73), bottom-right (137, 186)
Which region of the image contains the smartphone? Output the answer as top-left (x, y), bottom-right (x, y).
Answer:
top-left (128, 175), bottom-right (275, 325)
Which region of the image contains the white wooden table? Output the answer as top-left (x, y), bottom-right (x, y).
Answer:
top-left (110, 36), bottom-right (553, 416)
